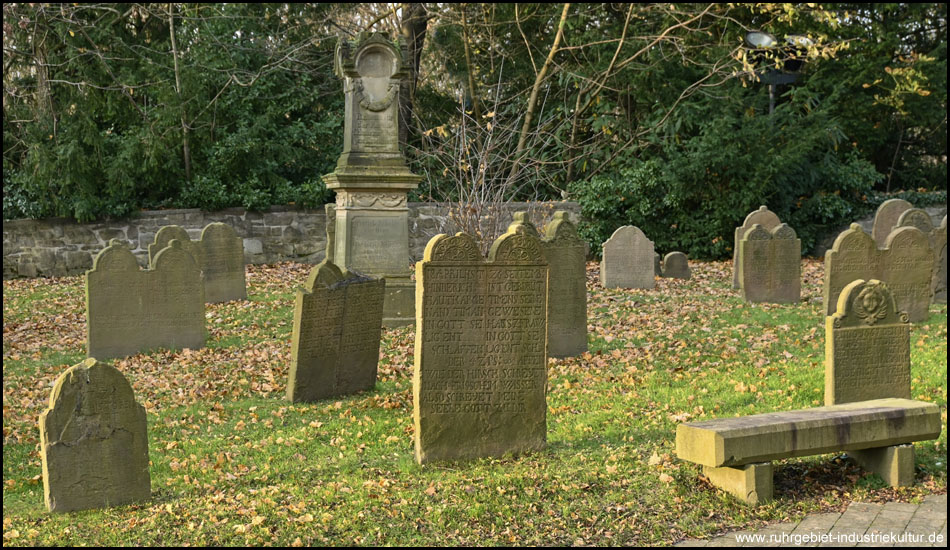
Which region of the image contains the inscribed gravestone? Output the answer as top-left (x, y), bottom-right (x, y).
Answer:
top-left (149, 223), bottom-right (246, 303)
top-left (738, 224), bottom-right (801, 303)
top-left (40, 358), bottom-right (150, 512)
top-left (661, 252), bottom-right (691, 279)
top-left (286, 260), bottom-right (385, 402)
top-left (825, 279), bottom-right (910, 405)
top-left (414, 221), bottom-right (548, 463)
top-left (933, 217), bottom-right (947, 303)
top-left (872, 198), bottom-right (912, 249)
top-left (824, 224), bottom-right (932, 322)
top-left (88, 239), bottom-right (205, 359)
top-left (600, 226), bottom-right (654, 289)
top-left (733, 206), bottom-right (781, 289)
top-left (541, 211), bottom-right (588, 358)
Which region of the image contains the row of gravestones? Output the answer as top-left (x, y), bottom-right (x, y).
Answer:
top-left (730, 204), bottom-right (946, 317)
top-left (600, 225), bottom-right (692, 289)
top-left (48, 212), bottom-right (582, 511)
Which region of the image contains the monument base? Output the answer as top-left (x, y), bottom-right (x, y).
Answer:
top-left (383, 278), bottom-right (415, 328)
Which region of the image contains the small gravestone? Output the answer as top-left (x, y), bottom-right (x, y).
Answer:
top-left (733, 206), bottom-right (781, 289)
top-left (87, 239), bottom-right (205, 359)
top-left (824, 224), bottom-right (933, 322)
top-left (414, 219), bottom-right (548, 463)
top-left (896, 208), bottom-right (935, 236)
top-left (825, 280), bottom-right (910, 405)
top-left (660, 252), bottom-right (691, 279)
top-left (933, 217), bottom-right (947, 303)
top-left (325, 203), bottom-right (337, 264)
top-left (540, 211), bottom-right (588, 358)
top-left (148, 223), bottom-right (246, 303)
top-left (40, 358), bottom-right (150, 512)
top-left (654, 253), bottom-right (662, 276)
top-left (872, 199), bottom-right (913, 249)
top-left (286, 260), bottom-right (385, 402)
top-left (738, 224), bottom-right (800, 303)
top-left (600, 226), bottom-right (654, 289)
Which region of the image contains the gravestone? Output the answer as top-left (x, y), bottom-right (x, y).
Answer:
top-left (825, 280), bottom-right (910, 405)
top-left (40, 358), bottom-right (150, 512)
top-left (325, 203), bottom-right (337, 264)
top-left (654, 253), bottom-right (662, 276)
top-left (148, 223), bottom-right (246, 303)
top-left (540, 211), bottom-right (588, 358)
top-left (414, 219), bottom-right (548, 463)
top-left (660, 251), bottom-right (691, 279)
top-left (871, 199), bottom-right (912, 249)
top-left (323, 33), bottom-right (422, 327)
top-left (286, 260), bottom-right (385, 402)
top-left (87, 239), bottom-right (205, 359)
top-left (738, 224), bottom-right (801, 303)
top-left (933, 217), bottom-right (947, 303)
top-left (896, 208), bottom-right (934, 237)
top-left (600, 226), bottom-right (655, 289)
top-left (733, 206), bottom-right (781, 289)
top-left (824, 224), bottom-right (933, 322)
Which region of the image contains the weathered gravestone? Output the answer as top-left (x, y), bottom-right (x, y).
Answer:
top-left (733, 206), bottom-right (781, 289)
top-left (824, 224), bottom-right (933, 322)
top-left (414, 220), bottom-right (548, 463)
top-left (896, 208), bottom-right (934, 236)
top-left (323, 33), bottom-right (422, 327)
top-left (933, 216), bottom-right (947, 303)
top-left (738, 224), bottom-right (801, 303)
top-left (871, 198), bottom-right (912, 249)
top-left (40, 358), bottom-right (150, 512)
top-left (600, 226), bottom-right (654, 289)
top-left (286, 260), bottom-right (385, 402)
top-left (87, 239), bottom-right (205, 359)
top-left (660, 251), bottom-right (691, 279)
top-left (148, 223), bottom-right (247, 303)
top-left (325, 203), bottom-right (337, 264)
top-left (654, 253), bottom-right (662, 277)
top-left (540, 211), bottom-right (588, 358)
top-left (825, 279), bottom-right (910, 406)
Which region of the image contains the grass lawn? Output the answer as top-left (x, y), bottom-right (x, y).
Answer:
top-left (2, 259), bottom-right (946, 546)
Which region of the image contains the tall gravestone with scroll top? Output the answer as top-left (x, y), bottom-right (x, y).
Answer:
top-left (738, 223), bottom-right (800, 303)
top-left (413, 218), bottom-right (549, 463)
top-left (40, 358), bottom-right (150, 513)
top-left (540, 211), bottom-right (588, 358)
top-left (286, 259), bottom-right (385, 403)
top-left (148, 223), bottom-right (246, 303)
top-left (825, 279), bottom-right (911, 405)
top-left (323, 33), bottom-right (422, 327)
top-left (733, 206), bottom-right (781, 289)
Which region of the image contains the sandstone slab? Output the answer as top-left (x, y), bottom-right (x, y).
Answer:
top-left (600, 226), bottom-right (654, 289)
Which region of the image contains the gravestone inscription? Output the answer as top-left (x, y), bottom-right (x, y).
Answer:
top-left (738, 224), bottom-right (801, 303)
top-left (414, 220), bottom-right (548, 463)
top-left (40, 358), bottom-right (150, 512)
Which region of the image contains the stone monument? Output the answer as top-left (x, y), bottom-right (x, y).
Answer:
top-left (413, 219), bottom-right (549, 463)
top-left (738, 223), bottom-right (801, 303)
top-left (733, 206), bottom-right (781, 289)
top-left (323, 33), bottom-right (422, 327)
top-left (540, 211), bottom-right (588, 358)
top-left (825, 279), bottom-right (910, 405)
top-left (40, 358), bottom-right (150, 512)
top-left (286, 259), bottom-right (385, 402)
top-left (148, 223), bottom-right (247, 303)
top-left (659, 252), bottom-right (691, 279)
top-left (600, 226), bottom-right (654, 289)
top-left (871, 198), bottom-right (912, 248)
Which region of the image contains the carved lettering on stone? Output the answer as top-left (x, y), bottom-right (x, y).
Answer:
top-left (414, 219), bottom-right (548, 463)
top-left (738, 224), bottom-right (801, 303)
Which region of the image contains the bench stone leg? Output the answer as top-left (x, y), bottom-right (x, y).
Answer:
top-left (702, 462), bottom-right (773, 505)
top-left (850, 444), bottom-right (915, 487)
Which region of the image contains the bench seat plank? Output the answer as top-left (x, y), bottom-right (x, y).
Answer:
top-left (676, 398), bottom-right (940, 468)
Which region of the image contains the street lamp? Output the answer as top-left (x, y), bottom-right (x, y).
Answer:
top-left (744, 31), bottom-right (814, 115)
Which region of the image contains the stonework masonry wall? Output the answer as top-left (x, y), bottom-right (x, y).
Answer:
top-left (3, 202), bottom-right (581, 279)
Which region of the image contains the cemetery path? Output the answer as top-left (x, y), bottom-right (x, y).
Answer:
top-left (674, 493), bottom-right (947, 547)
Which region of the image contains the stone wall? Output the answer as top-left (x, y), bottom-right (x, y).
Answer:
top-left (2, 202), bottom-right (581, 279)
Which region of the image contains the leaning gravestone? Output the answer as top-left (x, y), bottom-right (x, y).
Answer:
top-left (738, 224), bottom-right (801, 303)
top-left (87, 239), bottom-right (205, 359)
top-left (414, 220), bottom-right (548, 463)
top-left (148, 223), bottom-right (246, 303)
top-left (660, 251), bottom-right (691, 279)
top-left (733, 206), bottom-right (781, 289)
top-left (40, 358), bottom-right (150, 512)
top-left (825, 279), bottom-right (910, 405)
top-left (933, 217), bottom-right (947, 303)
top-left (540, 211), bottom-right (588, 358)
top-left (824, 224), bottom-right (932, 322)
top-left (600, 226), bottom-right (654, 289)
top-left (286, 259), bottom-right (385, 403)
top-left (871, 198), bottom-right (913, 249)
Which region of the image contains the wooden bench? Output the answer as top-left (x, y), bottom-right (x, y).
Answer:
top-left (675, 398), bottom-right (941, 504)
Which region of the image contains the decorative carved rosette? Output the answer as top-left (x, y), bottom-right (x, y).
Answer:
top-left (426, 233), bottom-right (482, 263)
